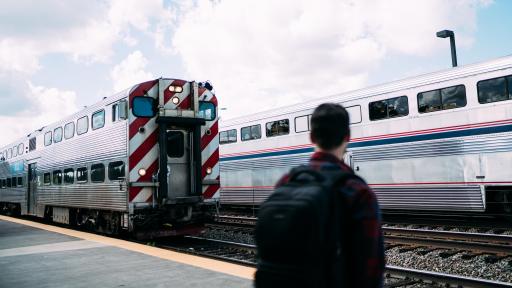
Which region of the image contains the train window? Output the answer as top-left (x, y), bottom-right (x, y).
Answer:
top-left (18, 143), bottom-right (24, 155)
top-left (441, 85), bottom-right (466, 109)
top-left (1, 179), bottom-right (5, 188)
top-left (166, 131), bottom-right (185, 158)
top-left (477, 76), bottom-right (511, 104)
top-left (266, 119), bottom-right (289, 137)
top-left (509, 76), bottom-right (512, 99)
top-left (108, 161), bottom-right (125, 181)
top-left (112, 104), bottom-right (119, 122)
top-left (369, 100), bottom-right (387, 120)
top-left (91, 163), bottom-right (105, 183)
top-left (220, 129), bottom-right (237, 144)
top-left (76, 167), bottom-right (88, 183)
top-left (6, 178), bottom-right (11, 188)
top-left (11, 177), bottom-right (16, 187)
top-left (7, 148), bottom-right (12, 158)
top-left (418, 85), bottom-right (466, 113)
top-left (29, 137), bottom-right (36, 152)
top-left (198, 101), bottom-right (216, 121)
top-left (92, 110), bottom-right (105, 130)
top-left (64, 122), bottom-right (75, 139)
top-left (52, 170), bottom-right (62, 185)
top-left (77, 116), bottom-right (88, 135)
top-left (241, 124), bottom-right (261, 141)
top-left (12, 146), bottom-right (17, 157)
top-left (53, 127), bottom-right (63, 143)
top-left (369, 96), bottom-right (408, 121)
top-left (44, 131), bottom-right (52, 146)
top-left (346, 105), bottom-right (363, 124)
top-left (43, 173), bottom-right (51, 185)
top-left (64, 168), bottom-right (74, 184)
top-left (295, 115), bottom-right (310, 133)
top-left (17, 177), bottom-right (23, 187)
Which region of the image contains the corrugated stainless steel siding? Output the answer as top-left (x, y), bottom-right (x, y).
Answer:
top-left (220, 153), bottom-right (309, 171)
top-left (38, 183), bottom-right (126, 211)
top-left (0, 187), bottom-right (26, 205)
top-left (352, 133), bottom-right (512, 162)
top-left (36, 121), bottom-right (128, 211)
top-left (220, 185), bottom-right (484, 211)
top-left (38, 122), bottom-right (127, 170)
top-left (373, 185), bottom-right (484, 211)
top-left (220, 187), bottom-right (273, 205)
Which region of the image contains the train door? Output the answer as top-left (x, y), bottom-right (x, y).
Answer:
top-left (166, 129), bottom-right (192, 200)
top-left (27, 163), bottom-right (37, 215)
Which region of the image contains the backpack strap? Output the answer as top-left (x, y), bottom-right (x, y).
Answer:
top-left (318, 168), bottom-right (364, 287)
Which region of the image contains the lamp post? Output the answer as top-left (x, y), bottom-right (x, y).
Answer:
top-left (436, 30), bottom-right (458, 67)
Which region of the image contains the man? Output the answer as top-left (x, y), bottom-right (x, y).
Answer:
top-left (275, 103), bottom-right (385, 287)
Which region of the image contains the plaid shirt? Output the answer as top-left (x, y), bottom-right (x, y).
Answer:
top-left (275, 151), bottom-right (385, 288)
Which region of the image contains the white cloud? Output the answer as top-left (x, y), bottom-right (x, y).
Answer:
top-left (170, 0), bottom-right (489, 119)
top-left (0, 0), bottom-right (169, 73)
top-left (0, 82), bottom-right (79, 147)
top-left (111, 51), bottom-right (154, 92)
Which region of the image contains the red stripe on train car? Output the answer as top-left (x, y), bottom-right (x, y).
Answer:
top-left (177, 95), bottom-right (191, 109)
top-left (203, 184), bottom-right (220, 199)
top-left (129, 117), bottom-right (151, 139)
top-left (200, 121), bottom-right (218, 150)
top-left (129, 130), bottom-right (159, 170)
top-left (129, 160), bottom-right (159, 201)
top-left (201, 148), bottom-right (219, 179)
top-left (129, 80), bottom-right (158, 101)
top-left (209, 95), bottom-right (218, 106)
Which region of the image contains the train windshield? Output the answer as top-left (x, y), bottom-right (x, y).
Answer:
top-left (198, 101), bottom-right (215, 121)
top-left (132, 96), bottom-right (156, 118)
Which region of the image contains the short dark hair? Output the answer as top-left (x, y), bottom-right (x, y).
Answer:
top-left (310, 103), bottom-right (350, 150)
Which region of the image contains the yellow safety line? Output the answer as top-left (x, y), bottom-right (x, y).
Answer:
top-left (0, 215), bottom-right (255, 280)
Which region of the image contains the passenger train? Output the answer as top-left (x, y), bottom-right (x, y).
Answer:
top-left (0, 78), bottom-right (220, 237)
top-left (219, 56), bottom-right (512, 218)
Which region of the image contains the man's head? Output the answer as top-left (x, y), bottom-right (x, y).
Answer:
top-left (310, 103), bottom-right (350, 156)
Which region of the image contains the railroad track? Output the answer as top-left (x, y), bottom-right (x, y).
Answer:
top-left (213, 216), bottom-right (512, 256)
top-left (384, 227), bottom-right (512, 256)
top-left (158, 236), bottom-right (512, 288)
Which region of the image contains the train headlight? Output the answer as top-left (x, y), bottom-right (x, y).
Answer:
top-left (171, 96), bottom-right (180, 105)
top-left (206, 167), bottom-right (212, 175)
top-left (138, 168), bottom-right (147, 177)
top-left (168, 85), bottom-right (183, 93)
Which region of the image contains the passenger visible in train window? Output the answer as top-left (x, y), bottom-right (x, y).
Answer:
top-left (256, 103), bottom-right (385, 288)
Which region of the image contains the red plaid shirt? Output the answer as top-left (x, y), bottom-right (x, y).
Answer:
top-left (275, 151), bottom-right (385, 288)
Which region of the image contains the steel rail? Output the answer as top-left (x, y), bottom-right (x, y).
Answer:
top-left (384, 227), bottom-right (512, 256)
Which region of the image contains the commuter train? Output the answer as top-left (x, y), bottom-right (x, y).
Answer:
top-left (219, 55), bottom-right (512, 218)
top-left (0, 78), bottom-right (220, 237)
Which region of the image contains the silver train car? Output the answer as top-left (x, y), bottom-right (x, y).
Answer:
top-left (0, 78), bottom-right (221, 237)
top-left (219, 56), bottom-right (512, 217)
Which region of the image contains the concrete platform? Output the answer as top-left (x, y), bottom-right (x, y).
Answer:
top-left (0, 216), bottom-right (254, 288)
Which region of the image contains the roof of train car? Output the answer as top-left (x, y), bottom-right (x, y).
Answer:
top-left (0, 86), bottom-right (130, 152)
top-left (221, 54), bottom-right (512, 127)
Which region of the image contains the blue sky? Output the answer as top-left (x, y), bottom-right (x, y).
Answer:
top-left (1, 0), bottom-right (511, 146)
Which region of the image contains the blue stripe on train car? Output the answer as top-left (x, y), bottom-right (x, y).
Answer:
top-left (220, 123), bottom-right (512, 162)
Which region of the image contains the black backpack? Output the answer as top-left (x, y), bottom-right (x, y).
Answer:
top-left (254, 165), bottom-right (361, 288)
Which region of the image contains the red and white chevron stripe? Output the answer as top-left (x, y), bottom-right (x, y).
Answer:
top-left (128, 79), bottom-right (219, 203)
top-left (199, 87), bottom-right (220, 200)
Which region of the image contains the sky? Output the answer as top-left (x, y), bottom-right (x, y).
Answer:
top-left (1, 0), bottom-right (512, 147)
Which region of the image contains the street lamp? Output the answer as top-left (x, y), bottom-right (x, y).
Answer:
top-left (436, 30), bottom-right (458, 67)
